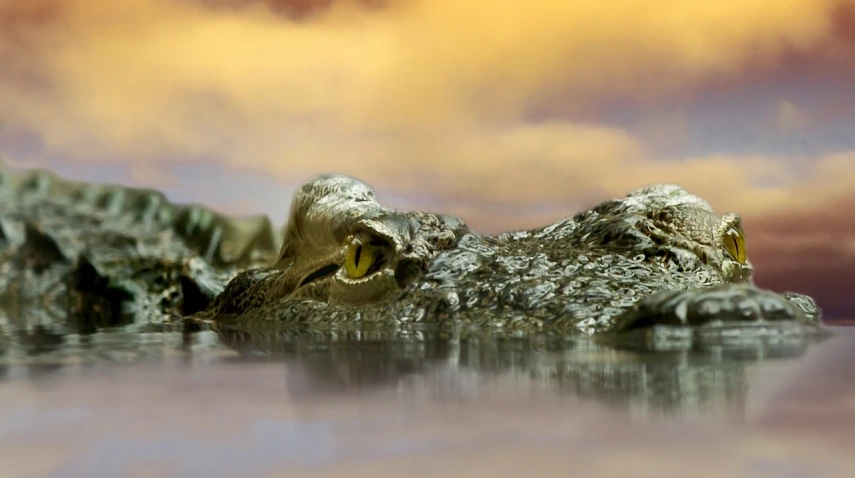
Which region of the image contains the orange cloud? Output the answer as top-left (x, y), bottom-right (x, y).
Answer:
top-left (0, 0), bottom-right (847, 159)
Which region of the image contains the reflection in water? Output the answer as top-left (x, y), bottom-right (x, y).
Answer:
top-left (0, 333), bottom-right (852, 478)
top-left (0, 305), bottom-right (203, 381)
top-left (0, 296), bottom-right (836, 421)
top-left (0, 306), bottom-right (852, 477)
top-left (211, 323), bottom-right (829, 420)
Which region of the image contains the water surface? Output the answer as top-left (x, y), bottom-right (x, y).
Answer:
top-left (1, 312), bottom-right (853, 477)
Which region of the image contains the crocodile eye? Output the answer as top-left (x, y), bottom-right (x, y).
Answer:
top-left (723, 227), bottom-right (746, 264)
top-left (345, 236), bottom-right (380, 279)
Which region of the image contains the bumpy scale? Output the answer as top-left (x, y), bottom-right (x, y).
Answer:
top-left (0, 163), bottom-right (826, 344)
top-left (205, 174), bottom-right (825, 343)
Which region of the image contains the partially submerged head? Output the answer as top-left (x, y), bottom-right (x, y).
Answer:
top-left (575, 183), bottom-right (754, 284)
top-left (266, 175), bottom-right (759, 311)
top-left (271, 174), bottom-right (468, 304)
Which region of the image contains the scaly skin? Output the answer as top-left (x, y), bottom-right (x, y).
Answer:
top-left (0, 163), bottom-right (828, 347)
top-left (205, 174), bottom-right (826, 346)
top-left (0, 165), bottom-right (279, 330)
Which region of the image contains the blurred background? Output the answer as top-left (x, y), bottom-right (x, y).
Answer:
top-left (1, 0), bottom-right (853, 317)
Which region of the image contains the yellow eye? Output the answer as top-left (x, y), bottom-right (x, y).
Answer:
top-left (345, 237), bottom-right (380, 279)
top-left (723, 227), bottom-right (747, 264)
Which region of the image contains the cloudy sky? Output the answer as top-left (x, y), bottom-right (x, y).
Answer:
top-left (1, 0), bottom-right (853, 317)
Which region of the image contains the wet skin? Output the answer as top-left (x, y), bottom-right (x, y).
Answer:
top-left (204, 174), bottom-right (825, 346)
top-left (0, 167), bottom-right (827, 348)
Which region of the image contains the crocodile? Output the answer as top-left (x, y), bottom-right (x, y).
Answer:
top-left (0, 164), bottom-right (280, 332)
top-left (0, 164), bottom-right (828, 347)
top-left (203, 174), bottom-right (826, 345)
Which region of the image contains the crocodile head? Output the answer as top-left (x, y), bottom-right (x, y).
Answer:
top-left (209, 174), bottom-right (823, 341)
top-left (272, 174), bottom-right (468, 305)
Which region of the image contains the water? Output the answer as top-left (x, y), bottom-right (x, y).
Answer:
top-left (1, 315), bottom-right (854, 477)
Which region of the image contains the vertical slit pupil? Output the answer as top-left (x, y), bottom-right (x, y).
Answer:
top-left (354, 245), bottom-right (363, 266)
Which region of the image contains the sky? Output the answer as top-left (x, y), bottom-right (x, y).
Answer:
top-left (0, 0), bottom-right (853, 317)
